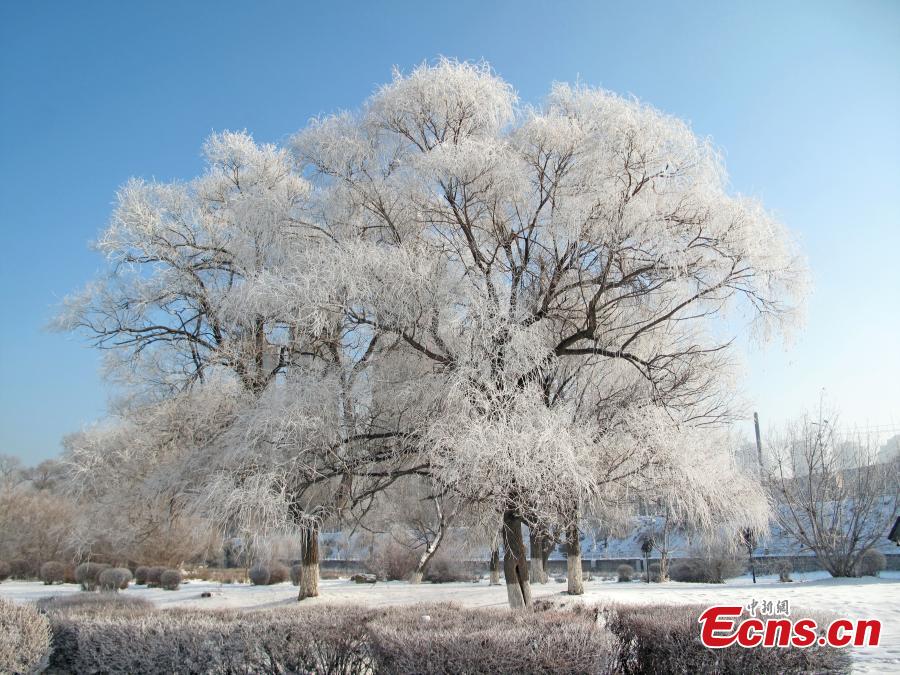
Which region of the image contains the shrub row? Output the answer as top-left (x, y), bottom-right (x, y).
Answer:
top-left (39, 601), bottom-right (617, 674)
top-left (19, 596), bottom-right (854, 675)
top-left (605, 602), bottom-right (851, 674)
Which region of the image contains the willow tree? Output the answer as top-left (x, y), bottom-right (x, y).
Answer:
top-left (293, 59), bottom-right (805, 608)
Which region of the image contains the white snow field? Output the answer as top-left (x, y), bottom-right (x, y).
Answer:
top-left (3, 571), bottom-right (897, 673)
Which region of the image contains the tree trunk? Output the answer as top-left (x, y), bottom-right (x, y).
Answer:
top-left (540, 536), bottom-right (553, 583)
top-left (566, 520), bottom-right (583, 595)
top-left (529, 528), bottom-right (545, 584)
top-left (489, 541), bottom-right (501, 585)
top-left (297, 524), bottom-right (319, 600)
top-left (410, 501), bottom-right (445, 584)
top-left (502, 509), bottom-right (531, 609)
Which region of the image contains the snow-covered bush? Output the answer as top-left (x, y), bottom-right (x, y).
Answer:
top-left (268, 563), bottom-right (290, 584)
top-left (145, 566), bottom-right (165, 587)
top-left (365, 540), bottom-right (418, 581)
top-left (248, 563), bottom-right (270, 586)
top-left (159, 569), bottom-right (181, 590)
top-left (99, 567), bottom-right (133, 592)
top-left (0, 598), bottom-right (51, 674)
top-left (134, 566), bottom-right (150, 585)
top-left (367, 604), bottom-right (619, 674)
top-left (45, 606), bottom-right (373, 674)
top-left (617, 564), bottom-right (634, 582)
top-left (859, 548), bottom-right (886, 577)
top-left (38, 593), bottom-right (153, 616)
top-left (778, 560), bottom-right (793, 582)
top-left (606, 603), bottom-right (850, 674)
top-left (422, 554), bottom-right (474, 583)
top-left (0, 560), bottom-right (9, 582)
top-left (40, 560), bottom-right (66, 585)
top-left (75, 562), bottom-right (109, 591)
top-left (669, 555), bottom-right (743, 583)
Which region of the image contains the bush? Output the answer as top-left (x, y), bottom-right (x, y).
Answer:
top-left (74, 562), bottom-right (110, 591)
top-left (366, 540), bottom-right (418, 581)
top-left (37, 593), bottom-right (154, 615)
top-left (0, 560), bottom-right (9, 582)
top-left (617, 564), bottom-right (634, 582)
top-left (778, 560), bottom-right (793, 582)
top-left (0, 598), bottom-right (51, 674)
top-left (669, 556), bottom-right (743, 583)
top-left (268, 563), bottom-right (290, 584)
top-left (606, 603), bottom-right (851, 674)
top-left (9, 558), bottom-right (35, 579)
top-left (422, 554), bottom-right (474, 583)
top-left (42, 604), bottom-right (616, 675)
top-left (367, 604), bottom-right (619, 674)
top-left (160, 569), bottom-right (182, 591)
top-left (40, 561), bottom-right (67, 585)
top-left (249, 563), bottom-right (270, 586)
top-left (859, 548), bottom-right (886, 577)
top-left (134, 566), bottom-right (150, 585)
top-left (99, 567), bottom-right (133, 592)
top-left (145, 566), bottom-right (165, 587)
top-left (46, 605), bottom-right (374, 674)
top-left (648, 562), bottom-right (661, 583)
top-left (290, 563), bottom-right (302, 586)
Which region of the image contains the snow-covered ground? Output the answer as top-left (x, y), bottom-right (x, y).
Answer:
top-left (3, 571), bottom-right (897, 674)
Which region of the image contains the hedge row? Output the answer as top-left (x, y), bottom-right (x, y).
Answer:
top-left (3, 596), bottom-right (853, 674)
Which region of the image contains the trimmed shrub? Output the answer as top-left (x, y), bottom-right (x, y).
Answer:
top-left (249, 563), bottom-right (270, 586)
top-left (37, 593), bottom-right (153, 615)
top-left (74, 562), bottom-right (109, 591)
top-left (367, 604), bottom-right (620, 674)
top-left (46, 606), bottom-right (374, 674)
top-left (268, 563), bottom-right (290, 584)
top-left (0, 560), bottom-right (10, 582)
top-left (134, 566), bottom-right (150, 585)
top-left (6, 599), bottom-right (50, 663)
top-left (0, 598), bottom-right (51, 674)
top-left (99, 567), bottom-right (133, 592)
top-left (669, 556), bottom-right (743, 583)
top-left (290, 563), bottom-right (302, 586)
top-left (40, 561), bottom-right (67, 585)
top-left (145, 566), bottom-right (165, 587)
top-left (160, 569), bottom-right (182, 591)
top-left (606, 603), bottom-right (851, 674)
top-left (859, 548), bottom-right (887, 577)
top-left (617, 564), bottom-right (634, 582)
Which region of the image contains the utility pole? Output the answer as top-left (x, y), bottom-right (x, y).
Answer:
top-left (753, 412), bottom-right (764, 472)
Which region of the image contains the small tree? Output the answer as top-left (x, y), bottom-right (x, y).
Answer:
top-left (767, 408), bottom-right (900, 577)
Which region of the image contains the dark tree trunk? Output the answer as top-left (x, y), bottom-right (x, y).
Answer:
top-left (503, 509), bottom-right (532, 608)
top-left (489, 540), bottom-right (501, 585)
top-left (297, 523), bottom-right (319, 600)
top-left (566, 519), bottom-right (583, 595)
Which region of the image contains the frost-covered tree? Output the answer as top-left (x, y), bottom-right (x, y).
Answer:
top-left (293, 59), bottom-right (804, 607)
top-left (54, 130), bottom-right (314, 394)
top-left (767, 409), bottom-right (900, 577)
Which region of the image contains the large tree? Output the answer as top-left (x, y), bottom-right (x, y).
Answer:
top-left (293, 59), bottom-right (805, 607)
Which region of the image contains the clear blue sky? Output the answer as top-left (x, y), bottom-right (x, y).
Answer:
top-left (1, 1), bottom-right (898, 464)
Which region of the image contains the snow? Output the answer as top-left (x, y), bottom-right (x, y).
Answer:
top-left (3, 572), bottom-right (897, 674)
